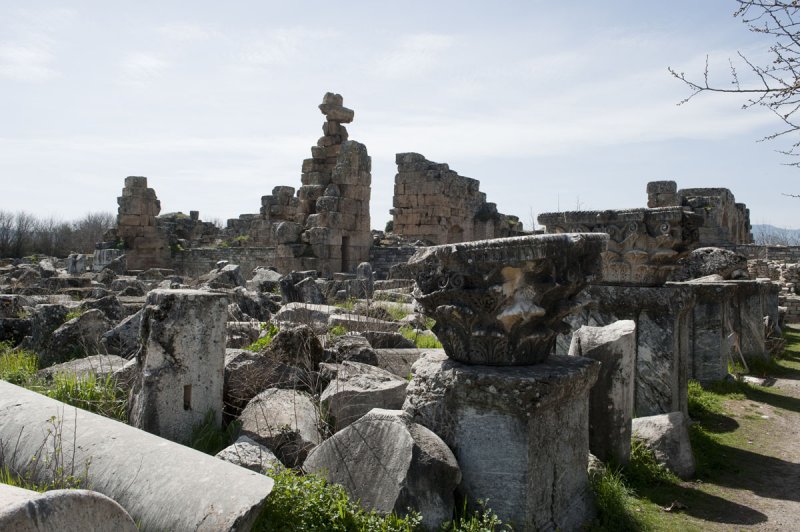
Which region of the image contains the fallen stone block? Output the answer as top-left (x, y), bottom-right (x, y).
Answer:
top-left (239, 388), bottom-right (322, 467)
top-left (321, 361), bottom-right (408, 431)
top-left (304, 409), bottom-right (460, 529)
top-left (40, 309), bottom-right (112, 368)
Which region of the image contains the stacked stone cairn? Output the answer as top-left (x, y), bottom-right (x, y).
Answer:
top-left (402, 233), bottom-right (607, 530)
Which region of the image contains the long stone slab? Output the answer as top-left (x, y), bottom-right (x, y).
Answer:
top-left (0, 381), bottom-right (273, 531)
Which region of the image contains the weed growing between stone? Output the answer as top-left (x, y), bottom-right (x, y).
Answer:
top-left (245, 323), bottom-right (280, 352)
top-left (0, 413), bottom-right (90, 492)
top-left (588, 465), bottom-right (645, 532)
top-left (188, 410), bottom-right (240, 455)
top-left (254, 466), bottom-right (422, 531)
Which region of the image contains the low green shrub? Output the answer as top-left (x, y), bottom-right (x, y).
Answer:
top-left (328, 324), bottom-right (348, 337)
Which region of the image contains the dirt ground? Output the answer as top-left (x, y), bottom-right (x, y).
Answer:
top-left (661, 340), bottom-right (800, 531)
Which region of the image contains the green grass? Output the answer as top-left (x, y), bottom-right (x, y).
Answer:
top-left (588, 465), bottom-right (647, 532)
top-left (38, 373), bottom-right (128, 422)
top-left (0, 343), bottom-right (127, 421)
top-left (334, 298), bottom-right (357, 312)
top-left (386, 305), bottom-right (410, 322)
top-left (0, 343), bottom-right (38, 385)
top-left (63, 309), bottom-right (84, 322)
top-left (399, 325), bottom-right (443, 349)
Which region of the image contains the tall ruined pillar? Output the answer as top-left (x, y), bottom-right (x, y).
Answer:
top-left (403, 233), bottom-right (607, 530)
top-left (114, 176), bottom-right (170, 270)
top-left (298, 93), bottom-right (371, 276)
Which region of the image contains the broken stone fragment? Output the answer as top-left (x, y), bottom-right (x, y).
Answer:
top-left (216, 435), bottom-right (283, 472)
top-left (318, 92), bottom-right (354, 123)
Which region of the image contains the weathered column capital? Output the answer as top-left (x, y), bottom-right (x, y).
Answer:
top-left (406, 233), bottom-right (607, 365)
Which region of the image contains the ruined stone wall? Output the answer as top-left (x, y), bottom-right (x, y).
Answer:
top-left (391, 153), bottom-right (522, 245)
top-left (368, 246), bottom-right (418, 280)
top-left (733, 244), bottom-right (800, 262)
top-left (112, 176), bottom-right (170, 271)
top-left (647, 181), bottom-right (753, 246)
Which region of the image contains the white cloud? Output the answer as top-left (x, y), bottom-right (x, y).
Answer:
top-left (0, 6), bottom-right (75, 82)
top-left (0, 43), bottom-right (56, 81)
top-left (375, 33), bottom-right (455, 80)
top-left (119, 52), bottom-right (170, 86)
top-left (238, 27), bottom-right (335, 68)
top-left (157, 23), bottom-right (215, 42)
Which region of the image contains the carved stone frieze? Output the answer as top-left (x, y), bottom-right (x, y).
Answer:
top-left (538, 208), bottom-right (701, 286)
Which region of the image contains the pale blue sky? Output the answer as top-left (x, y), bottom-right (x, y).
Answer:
top-left (1, 1), bottom-right (798, 229)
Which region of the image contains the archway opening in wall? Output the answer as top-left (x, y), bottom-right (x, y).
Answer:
top-left (447, 225), bottom-right (464, 244)
top-left (341, 236), bottom-right (351, 273)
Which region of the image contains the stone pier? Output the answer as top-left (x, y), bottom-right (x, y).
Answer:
top-left (560, 284), bottom-right (694, 417)
top-left (129, 289), bottom-right (228, 443)
top-left (667, 280), bottom-right (737, 383)
top-left (568, 320), bottom-right (636, 465)
top-left (403, 233), bottom-right (606, 530)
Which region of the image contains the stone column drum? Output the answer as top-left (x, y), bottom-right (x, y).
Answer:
top-left (403, 233), bottom-right (606, 531)
top-left (129, 289), bottom-right (228, 443)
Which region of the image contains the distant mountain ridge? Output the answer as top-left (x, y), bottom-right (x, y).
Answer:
top-left (752, 224), bottom-right (800, 245)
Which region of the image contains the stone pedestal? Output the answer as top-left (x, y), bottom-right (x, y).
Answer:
top-left (404, 352), bottom-right (599, 530)
top-left (404, 233), bottom-right (607, 530)
top-left (129, 289), bottom-right (228, 443)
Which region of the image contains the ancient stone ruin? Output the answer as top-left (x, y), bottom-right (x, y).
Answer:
top-left (1, 93), bottom-right (795, 531)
